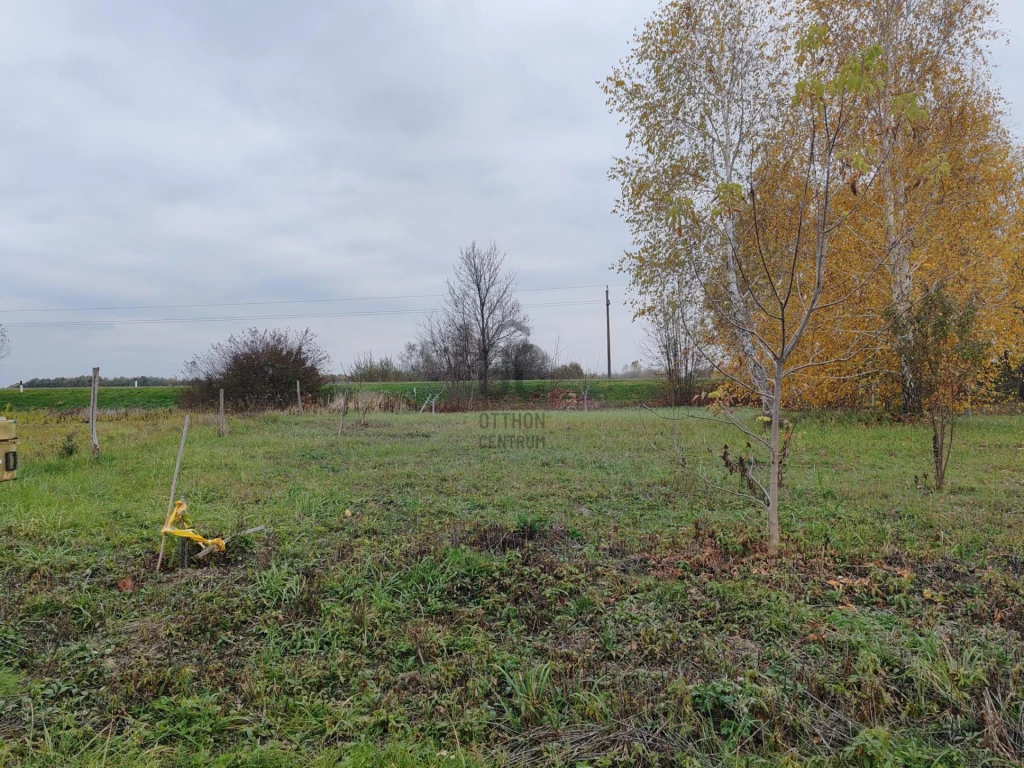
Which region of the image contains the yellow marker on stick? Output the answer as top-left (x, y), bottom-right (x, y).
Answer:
top-left (161, 500), bottom-right (225, 554)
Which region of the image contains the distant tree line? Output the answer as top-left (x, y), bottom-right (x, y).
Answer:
top-left (8, 375), bottom-right (182, 389)
top-left (346, 348), bottom-right (611, 386)
top-left (347, 339), bottom-right (556, 384)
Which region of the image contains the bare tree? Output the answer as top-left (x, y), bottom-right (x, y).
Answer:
top-left (0, 326), bottom-right (9, 364)
top-left (419, 304), bottom-right (475, 410)
top-left (641, 281), bottom-right (705, 406)
top-left (348, 351), bottom-right (402, 382)
top-left (437, 241), bottom-right (529, 407)
top-left (548, 334), bottom-right (565, 392)
top-left (569, 364), bottom-right (597, 411)
top-left (336, 388), bottom-right (349, 435)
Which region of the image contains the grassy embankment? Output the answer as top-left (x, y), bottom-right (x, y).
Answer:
top-left (0, 380), bottom-right (685, 413)
top-left (0, 387), bottom-right (181, 412)
top-left (333, 378), bottom-right (692, 407)
top-left (1, 409), bottom-right (1023, 765)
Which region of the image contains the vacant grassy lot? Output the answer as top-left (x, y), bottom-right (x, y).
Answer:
top-left (1, 409), bottom-right (1023, 766)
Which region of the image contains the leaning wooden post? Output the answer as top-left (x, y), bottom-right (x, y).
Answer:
top-left (157, 414), bottom-right (190, 573)
top-left (337, 392), bottom-right (348, 435)
top-left (89, 367), bottom-right (100, 459)
top-left (296, 380), bottom-right (303, 414)
top-left (218, 389), bottom-right (226, 437)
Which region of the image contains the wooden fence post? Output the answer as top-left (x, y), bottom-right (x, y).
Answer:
top-left (157, 414), bottom-right (190, 573)
top-left (296, 380), bottom-right (303, 414)
top-left (218, 389), bottom-right (226, 436)
top-left (337, 392), bottom-right (348, 435)
top-left (89, 367), bottom-right (100, 459)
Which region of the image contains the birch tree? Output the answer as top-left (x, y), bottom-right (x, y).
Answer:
top-left (798, 0), bottom-right (1007, 413)
top-left (605, 0), bottom-right (779, 411)
top-left (707, 31), bottom-right (894, 553)
top-left (610, 6), bottom-right (905, 553)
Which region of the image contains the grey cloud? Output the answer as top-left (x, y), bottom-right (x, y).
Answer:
top-left (3, 1), bottom-right (1019, 380)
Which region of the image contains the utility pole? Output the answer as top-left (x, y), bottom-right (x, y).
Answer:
top-left (605, 286), bottom-right (612, 379)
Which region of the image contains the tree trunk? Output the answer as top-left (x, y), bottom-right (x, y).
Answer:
top-left (931, 407), bottom-right (954, 491)
top-left (218, 389), bottom-right (226, 437)
top-left (884, 161), bottom-right (920, 414)
top-left (89, 367), bottom-right (100, 459)
top-left (900, 359), bottom-right (922, 414)
top-left (723, 208), bottom-right (771, 413)
top-left (767, 367), bottom-right (782, 556)
top-left (879, 21), bottom-right (921, 415)
top-left (717, 81), bottom-right (771, 415)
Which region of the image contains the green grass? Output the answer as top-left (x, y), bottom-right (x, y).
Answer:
top-left (1, 408), bottom-right (1024, 765)
top-left (1, 380), bottom-right (680, 413)
top-left (0, 387), bottom-right (182, 412)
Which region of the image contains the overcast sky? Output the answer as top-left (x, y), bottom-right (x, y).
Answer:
top-left (1, 1), bottom-right (1022, 381)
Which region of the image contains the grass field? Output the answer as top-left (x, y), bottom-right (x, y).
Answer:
top-left (0, 380), bottom-right (678, 414)
top-left (0, 387), bottom-right (182, 412)
top-left (2, 408), bottom-right (1024, 766)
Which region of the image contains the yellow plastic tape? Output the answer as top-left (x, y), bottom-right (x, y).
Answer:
top-left (161, 500), bottom-right (225, 553)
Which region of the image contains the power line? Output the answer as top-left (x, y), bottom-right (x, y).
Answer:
top-left (0, 284), bottom-right (629, 315)
top-left (3, 299), bottom-right (608, 329)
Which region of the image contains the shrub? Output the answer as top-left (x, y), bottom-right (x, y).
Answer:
top-left (347, 352), bottom-right (406, 382)
top-left (58, 432), bottom-right (78, 459)
top-left (182, 328), bottom-right (330, 411)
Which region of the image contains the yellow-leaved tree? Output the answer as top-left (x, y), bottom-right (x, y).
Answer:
top-left (606, 0), bottom-right (1022, 551)
top-left (787, 0), bottom-right (1024, 412)
top-left (607, 0), bottom-right (926, 554)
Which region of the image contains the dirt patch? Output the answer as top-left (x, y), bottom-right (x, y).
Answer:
top-left (452, 520), bottom-right (571, 555)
